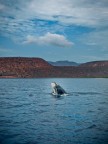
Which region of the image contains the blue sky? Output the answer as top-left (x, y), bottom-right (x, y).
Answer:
top-left (0, 0), bottom-right (108, 62)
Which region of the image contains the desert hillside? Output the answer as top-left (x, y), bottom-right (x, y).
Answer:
top-left (0, 57), bottom-right (108, 78)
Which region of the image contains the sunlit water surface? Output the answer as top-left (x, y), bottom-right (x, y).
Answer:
top-left (0, 78), bottom-right (108, 144)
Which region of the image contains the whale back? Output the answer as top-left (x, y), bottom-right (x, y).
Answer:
top-left (51, 82), bottom-right (66, 95)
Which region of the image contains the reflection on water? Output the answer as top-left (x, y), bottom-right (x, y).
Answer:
top-left (0, 78), bottom-right (108, 144)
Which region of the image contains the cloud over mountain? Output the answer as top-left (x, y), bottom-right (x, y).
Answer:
top-left (24, 32), bottom-right (73, 47)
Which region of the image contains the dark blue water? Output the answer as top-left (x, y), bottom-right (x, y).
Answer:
top-left (0, 78), bottom-right (108, 144)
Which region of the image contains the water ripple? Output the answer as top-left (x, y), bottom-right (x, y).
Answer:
top-left (0, 78), bottom-right (108, 144)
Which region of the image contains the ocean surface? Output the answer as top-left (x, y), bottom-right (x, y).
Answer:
top-left (0, 78), bottom-right (108, 144)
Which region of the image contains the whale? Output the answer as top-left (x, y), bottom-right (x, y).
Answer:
top-left (51, 82), bottom-right (67, 96)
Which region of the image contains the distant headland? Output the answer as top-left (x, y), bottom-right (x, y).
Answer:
top-left (0, 57), bottom-right (108, 78)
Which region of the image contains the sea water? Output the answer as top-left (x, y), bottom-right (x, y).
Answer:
top-left (0, 78), bottom-right (108, 144)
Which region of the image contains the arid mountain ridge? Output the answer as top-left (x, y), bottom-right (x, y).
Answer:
top-left (48, 61), bottom-right (79, 66)
top-left (0, 57), bottom-right (108, 78)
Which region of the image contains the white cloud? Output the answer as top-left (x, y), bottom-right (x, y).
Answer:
top-left (16, 0), bottom-right (108, 27)
top-left (0, 0), bottom-right (108, 47)
top-left (24, 32), bottom-right (73, 47)
top-left (1, 0), bottom-right (108, 27)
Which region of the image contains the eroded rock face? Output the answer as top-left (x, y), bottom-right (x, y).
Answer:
top-left (0, 57), bottom-right (52, 69)
top-left (79, 61), bottom-right (108, 67)
top-left (0, 57), bottom-right (52, 78)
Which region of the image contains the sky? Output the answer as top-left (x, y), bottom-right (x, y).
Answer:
top-left (0, 0), bottom-right (108, 63)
